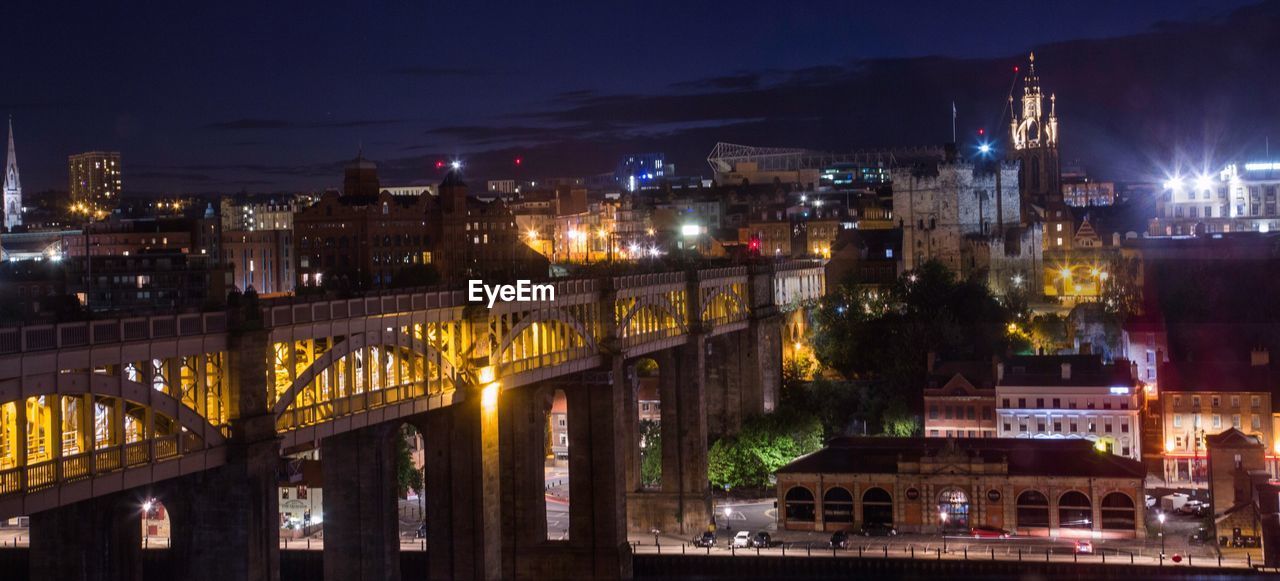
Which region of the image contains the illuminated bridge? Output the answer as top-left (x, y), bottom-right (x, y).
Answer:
top-left (0, 261), bottom-right (823, 580)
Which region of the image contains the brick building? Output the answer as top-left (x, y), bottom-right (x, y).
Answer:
top-left (924, 360), bottom-right (998, 438)
top-left (1159, 357), bottom-right (1275, 487)
top-left (776, 437), bottom-right (1146, 538)
top-left (293, 190), bottom-right (433, 288)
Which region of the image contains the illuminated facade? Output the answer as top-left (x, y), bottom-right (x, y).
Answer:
top-left (1152, 162), bottom-right (1280, 236)
top-left (1008, 52), bottom-right (1061, 216)
top-left (68, 151), bottom-right (122, 215)
top-left (994, 355), bottom-right (1142, 461)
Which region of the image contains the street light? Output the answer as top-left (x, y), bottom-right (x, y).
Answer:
top-left (1158, 511), bottom-right (1166, 557)
top-left (940, 511), bottom-right (948, 552)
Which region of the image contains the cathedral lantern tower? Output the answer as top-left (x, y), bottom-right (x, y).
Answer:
top-left (3, 117), bottom-right (20, 231)
top-left (1008, 52), bottom-right (1061, 218)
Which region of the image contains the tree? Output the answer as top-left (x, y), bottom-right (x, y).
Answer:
top-left (638, 420), bottom-right (662, 488)
top-left (809, 260), bottom-right (1019, 420)
top-left (395, 425), bottom-right (424, 498)
top-left (708, 411), bottom-right (823, 490)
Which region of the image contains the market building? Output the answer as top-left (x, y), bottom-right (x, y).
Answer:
top-left (775, 437), bottom-right (1146, 538)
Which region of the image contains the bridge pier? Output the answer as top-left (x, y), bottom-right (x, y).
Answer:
top-left (163, 438), bottom-right (281, 581)
top-left (321, 423), bottom-right (401, 581)
top-left (28, 490), bottom-right (143, 581)
top-left (628, 339), bottom-right (711, 536)
top-left (416, 383), bottom-right (502, 581)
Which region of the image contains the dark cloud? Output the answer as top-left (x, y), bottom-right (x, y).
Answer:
top-left (386, 65), bottom-right (497, 77)
top-left (669, 73), bottom-right (762, 92)
top-left (200, 118), bottom-right (404, 131)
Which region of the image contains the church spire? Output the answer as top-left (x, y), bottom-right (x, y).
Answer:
top-left (3, 115), bottom-right (21, 230)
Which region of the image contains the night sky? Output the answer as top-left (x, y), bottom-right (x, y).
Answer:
top-left (1, 0), bottom-right (1277, 194)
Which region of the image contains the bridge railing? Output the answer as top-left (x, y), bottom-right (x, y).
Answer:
top-left (0, 312), bottom-right (229, 356)
top-left (263, 290), bottom-right (467, 328)
top-left (0, 435), bottom-right (193, 499)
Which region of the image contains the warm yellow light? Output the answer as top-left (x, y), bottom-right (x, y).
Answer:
top-left (597, 228), bottom-right (608, 239)
top-left (793, 341), bottom-right (803, 352)
top-left (1165, 440), bottom-right (1176, 452)
top-left (1094, 440), bottom-right (1107, 452)
top-left (1007, 322), bottom-right (1018, 333)
top-left (1274, 440), bottom-right (1280, 455)
top-left (526, 229), bottom-right (538, 240)
top-left (1059, 267), bottom-right (1071, 278)
top-left (481, 382), bottom-right (499, 410)
top-left (478, 366), bottom-right (495, 385)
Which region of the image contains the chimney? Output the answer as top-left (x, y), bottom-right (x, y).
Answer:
top-left (1061, 363), bottom-right (1072, 380)
top-left (1251, 348), bottom-right (1270, 367)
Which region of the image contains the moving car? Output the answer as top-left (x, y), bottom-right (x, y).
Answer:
top-left (732, 531), bottom-right (752, 548)
top-left (830, 530), bottom-right (850, 549)
top-left (970, 525), bottom-right (1011, 539)
top-left (691, 531), bottom-right (716, 548)
top-left (1074, 540), bottom-right (1094, 554)
top-left (859, 523), bottom-right (897, 537)
top-left (750, 531), bottom-right (774, 548)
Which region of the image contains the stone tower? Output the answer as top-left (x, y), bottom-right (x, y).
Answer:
top-left (1008, 52), bottom-right (1061, 219)
top-left (3, 116), bottom-right (20, 231)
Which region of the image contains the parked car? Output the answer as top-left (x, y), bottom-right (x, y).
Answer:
top-left (415, 523), bottom-right (427, 538)
top-left (970, 525), bottom-right (1011, 539)
top-left (692, 531), bottom-right (716, 548)
top-left (859, 523), bottom-right (897, 537)
top-left (732, 531), bottom-right (752, 548)
top-left (1074, 540), bottom-right (1094, 554)
top-left (830, 530), bottom-right (850, 549)
top-left (1178, 499), bottom-right (1205, 515)
top-left (750, 531), bottom-right (774, 548)
top-left (1145, 495), bottom-right (1157, 509)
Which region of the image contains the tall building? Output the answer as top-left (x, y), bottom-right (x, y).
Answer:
top-left (68, 151), bottom-right (122, 214)
top-left (3, 117), bottom-right (20, 231)
top-left (1009, 52), bottom-right (1062, 217)
top-left (342, 152), bottom-right (380, 197)
top-left (1151, 161), bottom-right (1280, 236)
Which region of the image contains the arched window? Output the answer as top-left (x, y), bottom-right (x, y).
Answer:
top-left (823, 487), bottom-right (854, 523)
top-left (1016, 490), bottom-right (1050, 528)
top-left (862, 487), bottom-right (893, 525)
top-left (1058, 491), bottom-right (1093, 530)
top-left (784, 486), bottom-right (815, 522)
top-left (1101, 492), bottom-right (1136, 530)
top-left (938, 488), bottom-right (971, 530)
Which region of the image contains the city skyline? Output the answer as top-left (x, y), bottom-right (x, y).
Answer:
top-left (0, 0), bottom-right (1275, 194)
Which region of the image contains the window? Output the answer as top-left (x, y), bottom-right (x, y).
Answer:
top-left (1036, 398), bottom-right (1044, 409)
top-left (1053, 421), bottom-right (1062, 432)
top-left (1104, 420), bottom-right (1113, 433)
top-left (1069, 420), bottom-right (1078, 432)
top-left (1253, 415), bottom-right (1262, 430)
top-left (1232, 396), bottom-right (1241, 408)
top-left (1192, 396), bottom-right (1201, 408)
top-left (1173, 396), bottom-right (1182, 407)
top-left (1037, 420), bottom-right (1045, 431)
top-left (1100, 493), bottom-right (1135, 530)
top-left (1003, 422), bottom-right (1011, 432)
top-left (929, 429), bottom-right (939, 437)
top-left (862, 487), bottom-right (893, 526)
top-left (1088, 421), bottom-right (1096, 433)
top-left (784, 487), bottom-right (816, 522)
top-left (929, 406), bottom-right (938, 419)
top-left (1002, 398), bottom-right (1010, 408)
top-left (1052, 398), bottom-right (1061, 408)
top-left (822, 487), bottom-right (854, 523)
top-left (1018, 398), bottom-right (1026, 408)
top-left (1212, 396), bottom-right (1221, 408)
top-left (1213, 414), bottom-right (1222, 429)
top-left (1016, 490), bottom-right (1050, 528)
top-left (1121, 420), bottom-right (1129, 433)
top-left (1232, 414), bottom-right (1241, 428)
top-left (1253, 396), bottom-right (1262, 409)
top-left (966, 407), bottom-right (975, 420)
top-left (1059, 491), bottom-right (1093, 530)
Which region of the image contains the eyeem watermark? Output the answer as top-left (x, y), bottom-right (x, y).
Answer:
top-left (468, 280), bottom-right (555, 308)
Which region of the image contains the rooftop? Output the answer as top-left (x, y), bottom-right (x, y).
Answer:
top-left (777, 437), bottom-right (1145, 479)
